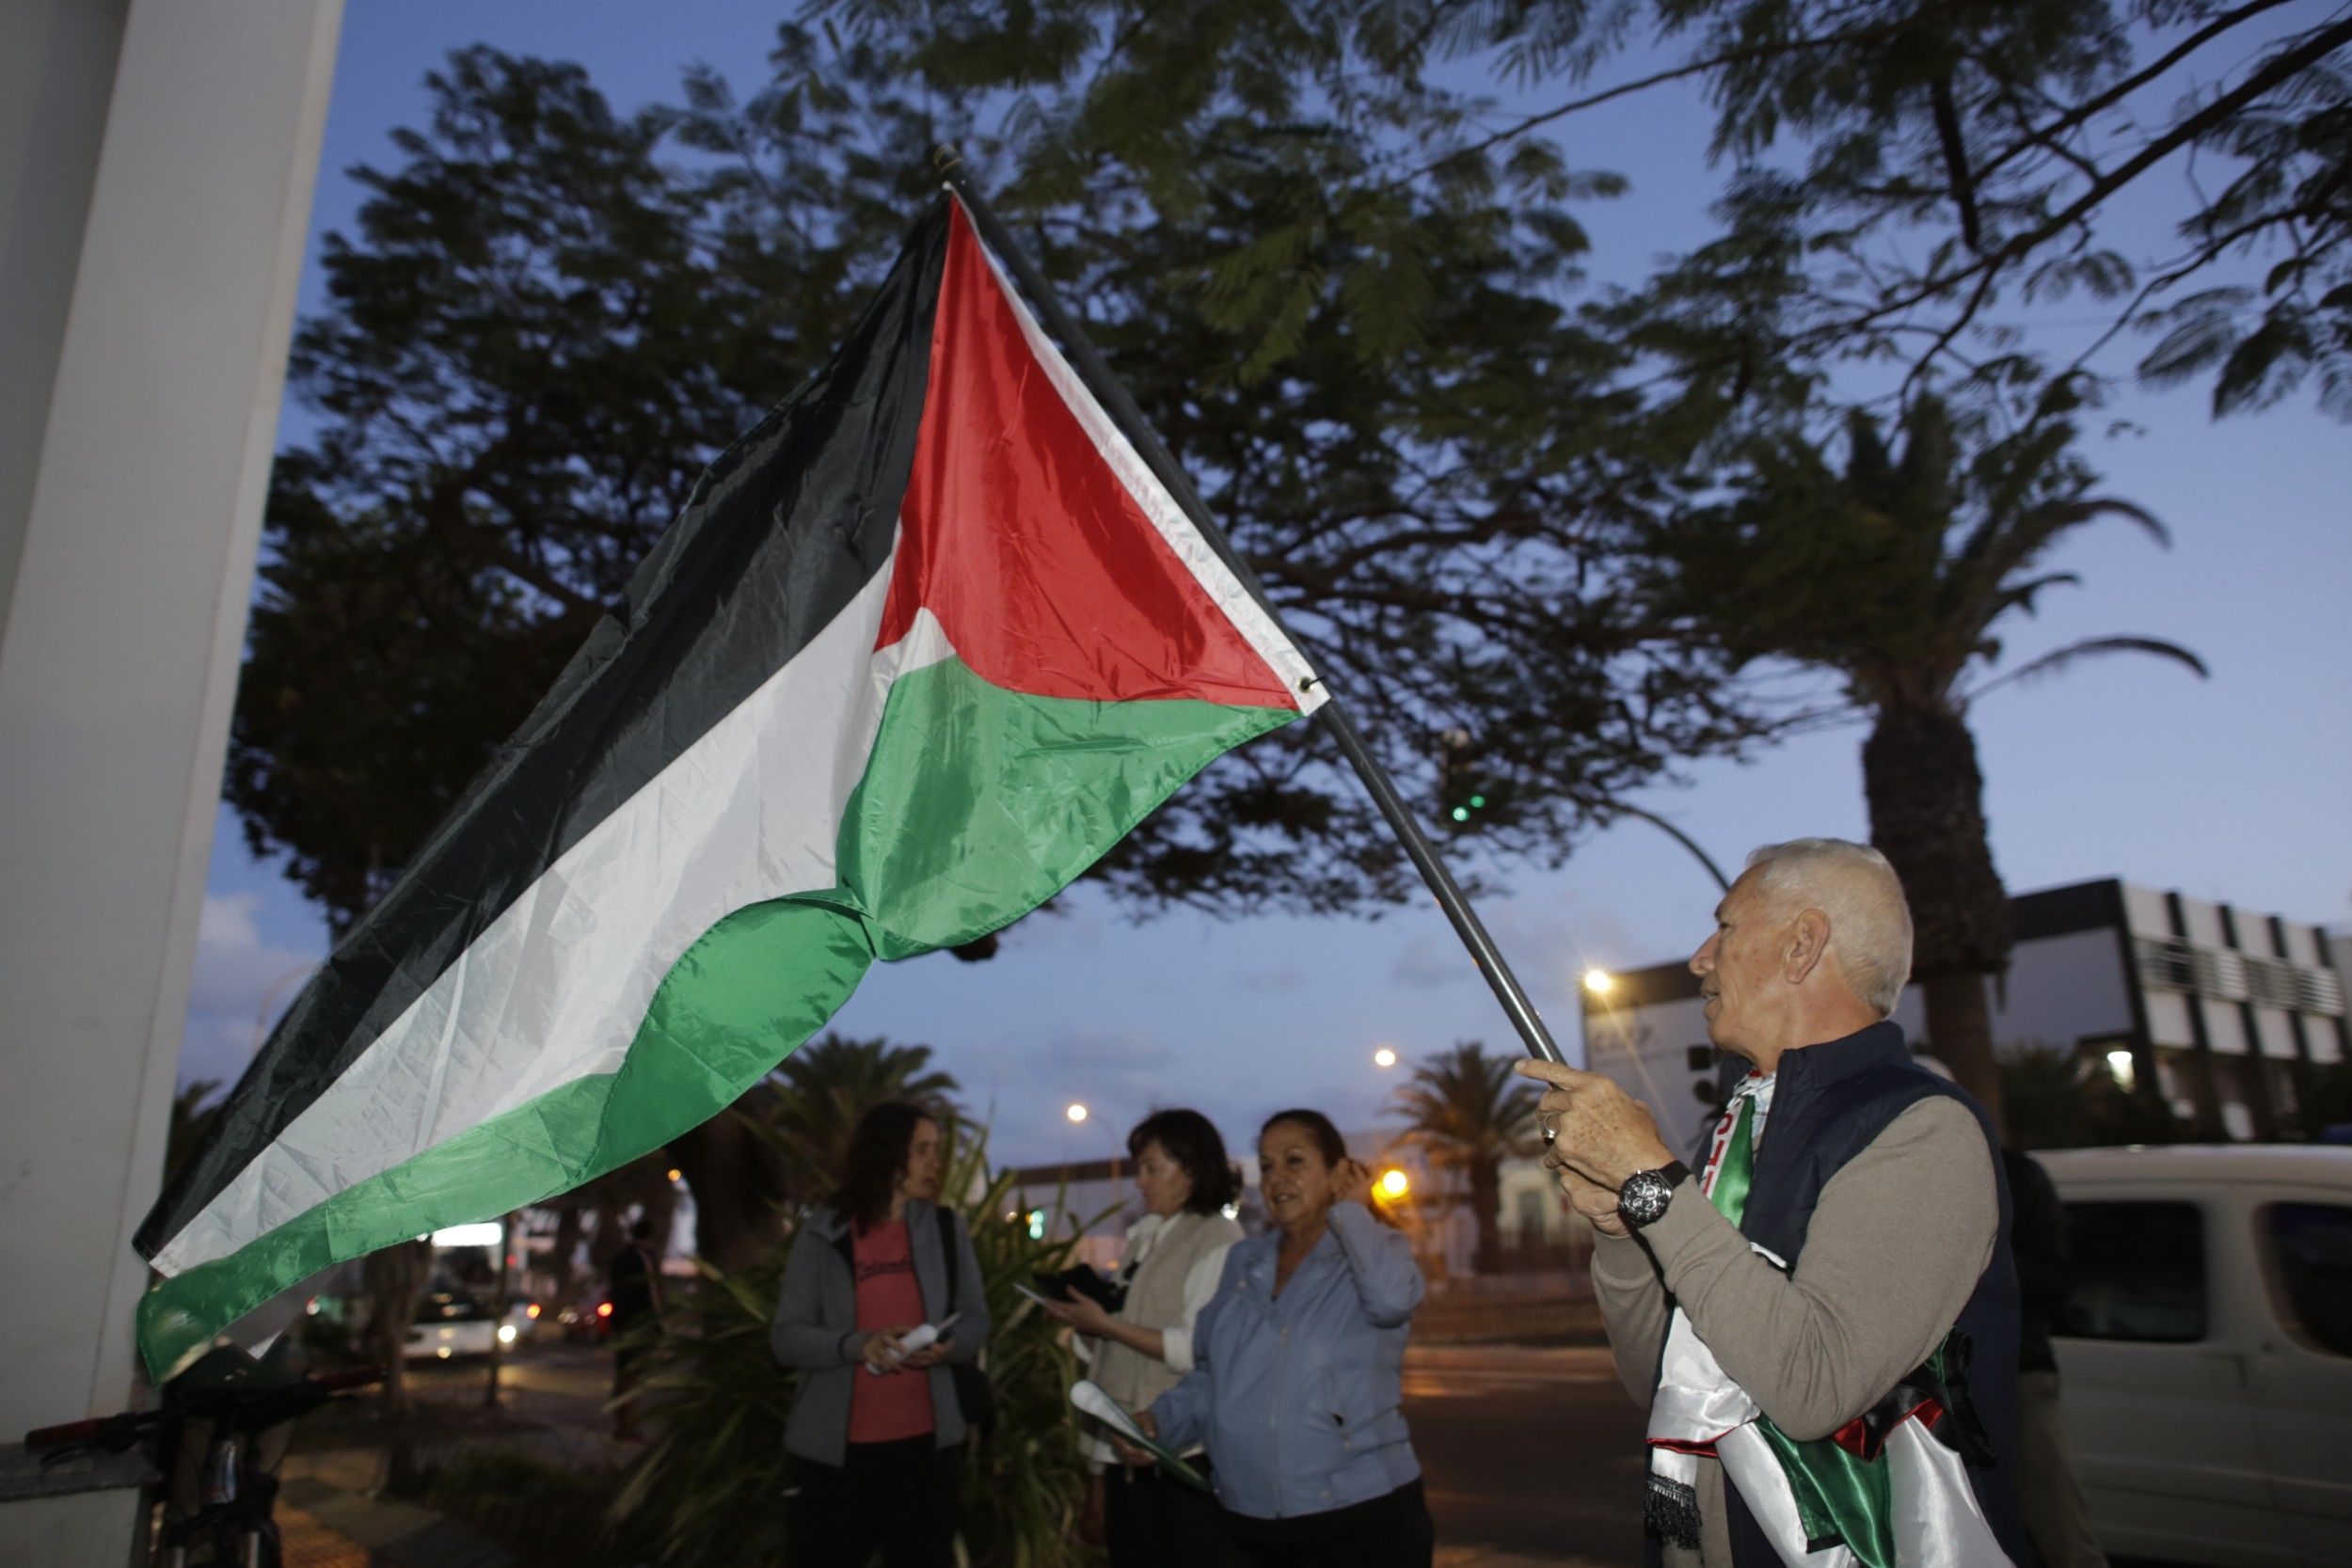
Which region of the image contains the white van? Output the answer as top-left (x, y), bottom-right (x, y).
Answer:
top-left (2039, 1145), bottom-right (2352, 1567)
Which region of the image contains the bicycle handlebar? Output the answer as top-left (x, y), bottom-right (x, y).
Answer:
top-left (22, 1365), bottom-right (387, 1453)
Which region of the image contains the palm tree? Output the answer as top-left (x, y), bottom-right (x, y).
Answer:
top-left (1391, 1041), bottom-right (1543, 1274)
top-left (763, 1033), bottom-right (961, 1199)
top-left (1639, 398), bottom-right (2204, 1129)
top-left (665, 1032), bottom-right (961, 1269)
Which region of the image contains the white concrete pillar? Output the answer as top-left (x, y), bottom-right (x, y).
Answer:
top-left (0, 0), bottom-right (342, 1555)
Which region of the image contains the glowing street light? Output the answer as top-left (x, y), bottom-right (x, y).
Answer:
top-left (1065, 1102), bottom-right (1089, 1124)
top-left (2105, 1050), bottom-right (2137, 1094)
top-left (1373, 1047), bottom-right (1398, 1069)
top-left (1582, 968), bottom-right (1616, 997)
top-left (1376, 1168), bottom-right (1411, 1201)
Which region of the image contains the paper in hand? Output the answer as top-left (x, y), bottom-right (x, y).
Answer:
top-left (1070, 1380), bottom-right (1212, 1493)
top-left (863, 1313), bottom-right (960, 1375)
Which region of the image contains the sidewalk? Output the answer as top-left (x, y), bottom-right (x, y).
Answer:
top-left (273, 1449), bottom-right (513, 1568)
top-left (269, 1443), bottom-right (1614, 1568)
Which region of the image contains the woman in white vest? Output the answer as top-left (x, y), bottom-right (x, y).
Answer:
top-left (1041, 1107), bottom-right (1243, 1568)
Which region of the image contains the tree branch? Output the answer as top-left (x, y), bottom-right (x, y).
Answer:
top-left (1972, 0), bottom-right (2305, 185)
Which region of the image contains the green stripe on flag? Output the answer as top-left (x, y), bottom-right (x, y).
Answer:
top-left (143, 652), bottom-right (1299, 1377)
top-left (842, 653), bottom-right (1299, 960)
top-left (139, 897), bottom-right (875, 1378)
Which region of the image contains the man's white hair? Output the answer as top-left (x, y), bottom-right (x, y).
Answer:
top-left (1743, 838), bottom-right (1914, 1016)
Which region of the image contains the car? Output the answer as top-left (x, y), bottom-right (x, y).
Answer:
top-left (556, 1293), bottom-right (616, 1344)
top-left (403, 1290), bottom-right (539, 1362)
top-left (2040, 1143), bottom-right (2352, 1568)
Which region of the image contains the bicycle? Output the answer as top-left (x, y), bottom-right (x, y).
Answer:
top-left (24, 1338), bottom-right (384, 1567)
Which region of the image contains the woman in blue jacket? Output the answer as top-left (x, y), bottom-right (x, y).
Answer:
top-left (1136, 1108), bottom-right (1432, 1568)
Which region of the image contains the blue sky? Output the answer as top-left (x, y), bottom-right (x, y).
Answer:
top-left (182, 2), bottom-right (2352, 1165)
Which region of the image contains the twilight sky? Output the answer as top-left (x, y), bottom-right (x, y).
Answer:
top-left (182, 2), bottom-right (2352, 1167)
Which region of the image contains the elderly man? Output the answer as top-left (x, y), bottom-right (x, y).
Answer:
top-left (1519, 838), bottom-right (2025, 1568)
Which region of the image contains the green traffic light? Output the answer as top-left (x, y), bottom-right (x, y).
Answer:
top-left (1469, 794), bottom-right (1486, 808)
top-left (1450, 806), bottom-right (1470, 822)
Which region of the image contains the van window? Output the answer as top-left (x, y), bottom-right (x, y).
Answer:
top-left (2265, 1203), bottom-right (2352, 1357)
top-left (2054, 1201), bottom-right (2205, 1342)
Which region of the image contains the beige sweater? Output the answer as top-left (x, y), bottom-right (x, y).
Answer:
top-left (1593, 1097), bottom-right (1997, 1568)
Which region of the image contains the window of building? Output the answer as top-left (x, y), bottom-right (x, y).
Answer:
top-left (2265, 1203), bottom-right (2352, 1357)
top-left (2054, 1201), bottom-right (2206, 1342)
top-left (2136, 937), bottom-right (2199, 992)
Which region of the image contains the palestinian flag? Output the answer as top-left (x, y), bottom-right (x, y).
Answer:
top-left (135, 196), bottom-right (1324, 1377)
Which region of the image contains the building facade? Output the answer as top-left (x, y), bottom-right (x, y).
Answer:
top-left (1581, 878), bottom-right (2349, 1150)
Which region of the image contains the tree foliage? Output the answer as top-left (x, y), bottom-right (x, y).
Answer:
top-left (232, 32), bottom-right (1754, 937)
top-left (935, 0), bottom-right (2349, 420)
top-left (1428, 0), bottom-right (2352, 419)
top-left (757, 1033), bottom-right (963, 1203)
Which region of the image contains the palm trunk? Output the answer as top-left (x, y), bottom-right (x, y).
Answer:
top-left (1470, 1158), bottom-right (1502, 1275)
top-left (669, 1111), bottom-right (788, 1270)
top-left (548, 1202), bottom-right (583, 1303)
top-left (1861, 702), bottom-right (2010, 1136)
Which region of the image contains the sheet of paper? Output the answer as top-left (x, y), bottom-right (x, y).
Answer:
top-left (1069, 1380), bottom-right (1212, 1493)
top-left (862, 1314), bottom-right (960, 1375)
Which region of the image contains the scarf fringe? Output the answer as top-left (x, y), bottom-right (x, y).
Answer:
top-left (1645, 1472), bottom-right (1703, 1550)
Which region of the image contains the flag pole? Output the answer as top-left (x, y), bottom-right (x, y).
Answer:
top-left (935, 150), bottom-right (1567, 1068)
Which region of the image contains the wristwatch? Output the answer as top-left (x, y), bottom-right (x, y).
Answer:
top-left (1616, 1162), bottom-right (1692, 1228)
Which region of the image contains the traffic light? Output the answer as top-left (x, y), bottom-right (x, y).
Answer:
top-left (1436, 729), bottom-right (1508, 831)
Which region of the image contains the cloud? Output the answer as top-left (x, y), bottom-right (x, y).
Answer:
top-left (178, 893), bottom-right (322, 1087)
top-left (1390, 934), bottom-right (1476, 989)
top-left (995, 899), bottom-right (1106, 955)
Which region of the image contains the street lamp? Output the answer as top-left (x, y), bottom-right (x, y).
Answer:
top-left (1065, 1102), bottom-right (1089, 1124)
top-left (1373, 1047), bottom-right (1398, 1069)
top-left (1583, 968), bottom-right (1615, 996)
top-left (1375, 1168), bottom-right (1411, 1202)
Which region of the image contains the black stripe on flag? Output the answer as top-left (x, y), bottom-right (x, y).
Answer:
top-left (139, 204), bottom-right (952, 1258)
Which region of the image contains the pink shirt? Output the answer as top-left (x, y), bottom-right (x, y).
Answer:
top-left (847, 1220), bottom-right (935, 1444)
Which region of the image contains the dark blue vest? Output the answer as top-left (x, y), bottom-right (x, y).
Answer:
top-left (1659, 1022), bottom-right (2028, 1568)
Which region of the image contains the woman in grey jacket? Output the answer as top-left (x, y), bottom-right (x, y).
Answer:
top-left (771, 1102), bottom-right (990, 1568)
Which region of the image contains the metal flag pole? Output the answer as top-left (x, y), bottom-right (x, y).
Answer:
top-left (934, 150), bottom-right (1566, 1069)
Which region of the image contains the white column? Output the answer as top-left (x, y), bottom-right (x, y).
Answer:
top-left (0, 0), bottom-right (342, 1553)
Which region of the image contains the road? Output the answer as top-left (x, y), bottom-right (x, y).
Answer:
top-left (1405, 1346), bottom-right (1648, 1567)
top-left (411, 1339), bottom-right (1648, 1566)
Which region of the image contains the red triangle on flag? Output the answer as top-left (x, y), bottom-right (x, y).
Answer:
top-left (878, 203), bottom-right (1300, 711)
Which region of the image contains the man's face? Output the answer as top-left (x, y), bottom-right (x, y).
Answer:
top-left (1689, 870), bottom-right (1788, 1060)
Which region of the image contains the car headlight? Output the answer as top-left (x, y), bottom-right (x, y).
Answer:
top-left (497, 1323), bottom-right (517, 1344)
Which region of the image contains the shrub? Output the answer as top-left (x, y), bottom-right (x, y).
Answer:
top-left (609, 1129), bottom-right (1101, 1567)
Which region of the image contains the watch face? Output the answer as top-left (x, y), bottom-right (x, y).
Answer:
top-left (1619, 1170), bottom-right (1674, 1227)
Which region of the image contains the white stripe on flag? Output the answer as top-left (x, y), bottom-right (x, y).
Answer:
top-left (154, 562), bottom-right (902, 1276)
